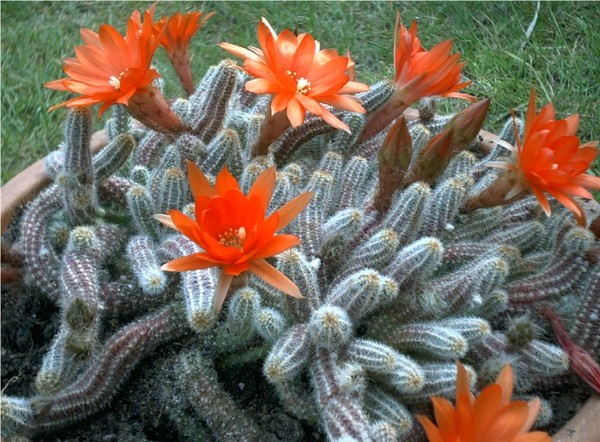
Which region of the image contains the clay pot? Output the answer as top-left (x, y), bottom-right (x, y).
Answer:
top-left (0, 128), bottom-right (597, 440)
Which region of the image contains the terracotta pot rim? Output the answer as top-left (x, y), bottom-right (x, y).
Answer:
top-left (1, 127), bottom-right (597, 440)
top-left (0, 130), bottom-right (108, 235)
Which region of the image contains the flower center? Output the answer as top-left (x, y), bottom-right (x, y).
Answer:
top-left (218, 227), bottom-right (246, 249)
top-left (287, 70), bottom-right (312, 95)
top-left (551, 163), bottom-right (559, 170)
top-left (108, 70), bottom-right (127, 91)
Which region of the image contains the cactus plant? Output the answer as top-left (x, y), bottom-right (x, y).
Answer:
top-left (2, 5), bottom-right (599, 442)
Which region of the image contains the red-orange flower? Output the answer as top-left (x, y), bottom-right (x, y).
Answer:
top-left (46, 11), bottom-right (161, 116)
top-left (219, 17), bottom-right (369, 132)
top-left (154, 10), bottom-right (215, 95)
top-left (482, 89), bottom-right (600, 225)
top-left (46, 10), bottom-right (187, 132)
top-left (393, 13), bottom-right (475, 104)
top-left (418, 362), bottom-right (551, 442)
top-left (155, 161), bottom-right (313, 312)
top-left (359, 12), bottom-right (475, 142)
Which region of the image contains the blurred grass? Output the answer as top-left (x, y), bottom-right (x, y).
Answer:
top-left (1, 1), bottom-right (599, 188)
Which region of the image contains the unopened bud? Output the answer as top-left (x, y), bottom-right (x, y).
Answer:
top-left (374, 116), bottom-right (412, 211)
top-left (445, 97), bottom-right (491, 151)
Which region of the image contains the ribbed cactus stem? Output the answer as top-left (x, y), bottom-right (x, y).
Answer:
top-left (327, 270), bottom-right (398, 319)
top-left (308, 305), bottom-right (353, 349)
top-left (226, 286), bottom-right (260, 339)
top-left (202, 128), bottom-right (241, 176)
top-left (92, 133), bottom-right (135, 181)
top-left (277, 249), bottom-right (321, 322)
top-left (179, 350), bottom-right (263, 441)
top-left (419, 174), bottom-right (474, 237)
top-left (337, 156), bottom-right (372, 210)
top-left (310, 350), bottom-right (374, 442)
top-left (126, 185), bottom-right (161, 238)
top-left (34, 329), bottom-right (75, 394)
top-left (272, 116), bottom-right (336, 165)
top-left (175, 133), bottom-right (206, 164)
top-left (154, 167), bottom-right (188, 214)
top-left (159, 235), bottom-right (217, 331)
top-left (62, 107), bottom-right (96, 224)
top-left (384, 237), bottom-right (444, 287)
top-left (254, 307), bottom-right (287, 343)
top-left (25, 304), bottom-right (186, 432)
top-left (18, 185), bottom-right (62, 299)
top-left (189, 60), bottom-right (237, 142)
top-left (106, 104), bottom-right (131, 140)
top-left (363, 387), bottom-right (413, 436)
top-left (133, 130), bottom-right (165, 168)
top-left (264, 324), bottom-right (311, 384)
top-left (127, 235), bottom-right (167, 295)
top-left (296, 171), bottom-right (334, 258)
top-left (388, 323), bottom-right (469, 359)
top-left (401, 363), bottom-right (476, 403)
top-left (381, 181), bottom-right (431, 245)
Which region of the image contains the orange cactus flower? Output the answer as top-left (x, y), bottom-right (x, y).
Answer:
top-left (219, 17), bottom-right (369, 152)
top-left (417, 362), bottom-right (551, 442)
top-left (155, 161), bottom-right (313, 312)
top-left (468, 89), bottom-right (600, 225)
top-left (46, 10), bottom-right (186, 133)
top-left (360, 12), bottom-right (476, 142)
top-left (154, 10), bottom-right (215, 95)
top-left (393, 13), bottom-right (475, 105)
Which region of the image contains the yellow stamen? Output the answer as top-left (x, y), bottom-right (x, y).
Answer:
top-left (218, 227), bottom-right (246, 249)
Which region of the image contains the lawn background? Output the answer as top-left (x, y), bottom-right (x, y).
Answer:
top-left (1, 1), bottom-right (599, 187)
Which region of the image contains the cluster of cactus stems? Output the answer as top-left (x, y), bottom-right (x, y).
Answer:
top-left (2, 55), bottom-right (600, 441)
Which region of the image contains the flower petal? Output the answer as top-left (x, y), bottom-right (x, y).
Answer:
top-left (275, 192), bottom-right (313, 231)
top-left (248, 167), bottom-right (276, 209)
top-left (161, 253), bottom-right (219, 272)
top-left (187, 160), bottom-right (215, 198)
top-left (214, 271), bottom-right (234, 313)
top-left (254, 234), bottom-right (301, 259)
top-left (249, 258), bottom-right (302, 298)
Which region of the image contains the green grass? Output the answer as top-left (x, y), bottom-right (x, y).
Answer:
top-left (1, 1), bottom-right (599, 187)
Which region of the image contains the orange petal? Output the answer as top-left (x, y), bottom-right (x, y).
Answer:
top-left (337, 80), bottom-right (371, 95)
top-left (161, 253), bottom-right (219, 272)
top-left (483, 401), bottom-right (530, 439)
top-left (254, 234), bottom-right (301, 259)
top-left (214, 271), bottom-right (234, 312)
top-left (471, 385), bottom-right (503, 437)
top-left (214, 167), bottom-right (240, 195)
top-left (249, 258), bottom-right (302, 298)
top-left (519, 397), bottom-right (542, 434)
top-left (545, 188), bottom-right (584, 224)
top-left (275, 191), bottom-right (313, 230)
top-left (530, 186), bottom-right (552, 217)
top-left (248, 167), bottom-right (276, 209)
top-left (430, 397), bottom-right (457, 438)
top-left (318, 95), bottom-right (366, 114)
top-left (455, 362), bottom-right (474, 403)
top-left (416, 415), bottom-right (445, 442)
top-left (286, 98), bottom-right (306, 127)
top-left (571, 174), bottom-right (600, 191)
top-left (169, 209), bottom-right (201, 241)
top-left (495, 364), bottom-right (514, 407)
top-left (187, 160), bottom-right (215, 198)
